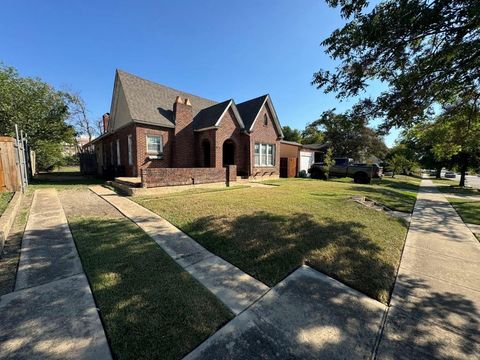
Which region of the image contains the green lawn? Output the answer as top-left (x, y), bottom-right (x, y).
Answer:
top-left (69, 216), bottom-right (232, 360)
top-left (331, 175), bottom-right (420, 212)
top-left (0, 192), bottom-right (14, 215)
top-left (134, 178), bottom-right (415, 303)
top-left (29, 170), bottom-right (103, 191)
top-left (448, 198), bottom-right (480, 225)
top-left (432, 179), bottom-right (480, 196)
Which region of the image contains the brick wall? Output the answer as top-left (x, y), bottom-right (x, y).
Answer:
top-left (249, 104), bottom-right (281, 178)
top-left (195, 129), bottom-right (216, 167)
top-left (214, 108), bottom-right (249, 175)
top-left (173, 98), bottom-right (195, 167)
top-left (135, 124), bottom-right (174, 175)
top-left (141, 165), bottom-right (237, 188)
top-left (101, 124), bottom-right (136, 177)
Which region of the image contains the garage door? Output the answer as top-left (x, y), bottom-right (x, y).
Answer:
top-left (299, 151), bottom-right (314, 173)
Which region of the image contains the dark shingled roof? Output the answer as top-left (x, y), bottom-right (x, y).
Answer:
top-left (236, 95), bottom-right (268, 130)
top-left (193, 100), bottom-right (232, 130)
top-left (117, 70), bottom-right (217, 128)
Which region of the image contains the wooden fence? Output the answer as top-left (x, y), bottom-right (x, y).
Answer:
top-left (0, 126), bottom-right (33, 192)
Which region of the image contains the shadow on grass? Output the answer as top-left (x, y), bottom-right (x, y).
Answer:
top-left (30, 171), bottom-right (103, 188)
top-left (350, 185), bottom-right (417, 213)
top-left (184, 211), bottom-right (399, 303)
top-left (69, 217), bottom-right (233, 360)
top-left (372, 177), bottom-right (420, 192)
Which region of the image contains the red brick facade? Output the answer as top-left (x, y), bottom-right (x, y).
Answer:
top-left (94, 96), bottom-right (281, 185)
top-left (249, 105), bottom-right (281, 178)
top-left (142, 165), bottom-right (237, 188)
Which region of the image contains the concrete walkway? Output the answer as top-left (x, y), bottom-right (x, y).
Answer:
top-left (185, 265), bottom-right (388, 359)
top-left (377, 180), bottom-right (480, 359)
top-left (0, 189), bottom-right (111, 360)
top-left (89, 185), bottom-right (269, 315)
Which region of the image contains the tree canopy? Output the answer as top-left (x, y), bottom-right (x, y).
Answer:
top-left (281, 125), bottom-right (303, 143)
top-left (0, 64), bottom-right (77, 170)
top-left (307, 109), bottom-right (388, 161)
top-left (313, 0), bottom-right (480, 131)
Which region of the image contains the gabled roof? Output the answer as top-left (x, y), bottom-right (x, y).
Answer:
top-left (194, 100), bottom-right (245, 131)
top-left (236, 95), bottom-right (268, 130)
top-left (115, 70), bottom-right (217, 128)
top-left (109, 70), bottom-right (282, 137)
top-left (237, 94), bottom-right (284, 138)
top-left (194, 100), bottom-right (232, 130)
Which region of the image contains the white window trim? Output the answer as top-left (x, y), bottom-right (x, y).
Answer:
top-left (127, 135), bottom-right (133, 166)
top-left (146, 134), bottom-right (163, 155)
top-left (116, 139), bottom-right (121, 166)
top-left (254, 143), bottom-right (275, 167)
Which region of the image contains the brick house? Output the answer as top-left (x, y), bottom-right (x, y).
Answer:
top-left (87, 70), bottom-right (284, 186)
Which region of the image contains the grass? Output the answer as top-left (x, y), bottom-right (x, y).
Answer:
top-left (0, 192), bottom-right (14, 215)
top-left (28, 170), bottom-right (103, 192)
top-left (432, 179), bottom-right (480, 196)
top-left (134, 178), bottom-right (415, 303)
top-left (68, 216), bottom-right (233, 360)
top-left (448, 198), bottom-right (480, 225)
top-left (331, 175), bottom-right (420, 212)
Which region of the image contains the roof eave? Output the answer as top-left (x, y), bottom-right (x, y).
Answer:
top-left (194, 126), bottom-right (219, 132)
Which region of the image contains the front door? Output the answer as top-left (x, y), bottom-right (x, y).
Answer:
top-left (222, 140), bottom-right (235, 166)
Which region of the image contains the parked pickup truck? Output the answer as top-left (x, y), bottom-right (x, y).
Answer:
top-left (308, 158), bottom-right (382, 184)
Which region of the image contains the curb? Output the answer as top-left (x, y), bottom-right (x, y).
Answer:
top-left (0, 191), bottom-right (23, 254)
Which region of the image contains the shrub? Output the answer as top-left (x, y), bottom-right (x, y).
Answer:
top-left (35, 140), bottom-right (65, 171)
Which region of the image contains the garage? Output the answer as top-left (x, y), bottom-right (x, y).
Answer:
top-left (299, 151), bottom-right (314, 174)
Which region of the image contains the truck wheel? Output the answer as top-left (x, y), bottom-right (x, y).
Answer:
top-left (354, 173), bottom-right (370, 184)
top-left (311, 169), bottom-right (322, 179)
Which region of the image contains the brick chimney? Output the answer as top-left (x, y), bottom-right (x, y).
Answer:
top-left (102, 113), bottom-right (110, 133)
top-left (173, 96), bottom-right (194, 167)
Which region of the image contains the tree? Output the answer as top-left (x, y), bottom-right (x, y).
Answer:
top-left (65, 91), bottom-right (99, 143)
top-left (401, 123), bottom-right (451, 178)
top-left (388, 155), bottom-right (411, 178)
top-left (429, 96), bottom-right (480, 186)
top-left (322, 147), bottom-right (335, 179)
top-left (313, 0), bottom-right (480, 131)
top-left (385, 144), bottom-right (418, 177)
top-left (301, 125), bottom-right (324, 144)
top-left (307, 109), bottom-right (387, 161)
top-left (281, 126), bottom-right (303, 143)
top-left (0, 63), bottom-right (75, 170)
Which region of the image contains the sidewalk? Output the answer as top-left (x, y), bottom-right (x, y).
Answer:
top-left (377, 180), bottom-right (480, 359)
top-left (0, 189), bottom-right (111, 360)
top-left (89, 185), bottom-right (269, 315)
top-left (90, 186), bottom-right (390, 359)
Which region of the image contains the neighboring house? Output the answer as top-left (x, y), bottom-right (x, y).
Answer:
top-left (86, 70), bottom-right (284, 184)
top-left (279, 140), bottom-right (327, 177)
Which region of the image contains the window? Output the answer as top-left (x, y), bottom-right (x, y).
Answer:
top-left (116, 139), bottom-right (121, 166)
top-left (254, 143), bottom-right (275, 166)
top-left (146, 135), bottom-right (162, 155)
top-left (128, 135), bottom-right (133, 166)
top-left (263, 114), bottom-right (268, 126)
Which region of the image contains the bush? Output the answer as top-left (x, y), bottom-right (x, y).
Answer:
top-left (35, 140), bottom-right (65, 171)
top-left (64, 154), bottom-right (80, 166)
top-left (298, 170), bottom-right (308, 178)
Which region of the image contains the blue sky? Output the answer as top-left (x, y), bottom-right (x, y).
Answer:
top-left (1, 0), bottom-right (398, 146)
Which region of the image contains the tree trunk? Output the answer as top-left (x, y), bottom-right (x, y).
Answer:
top-left (435, 167), bottom-right (442, 179)
top-left (459, 153), bottom-right (469, 187)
